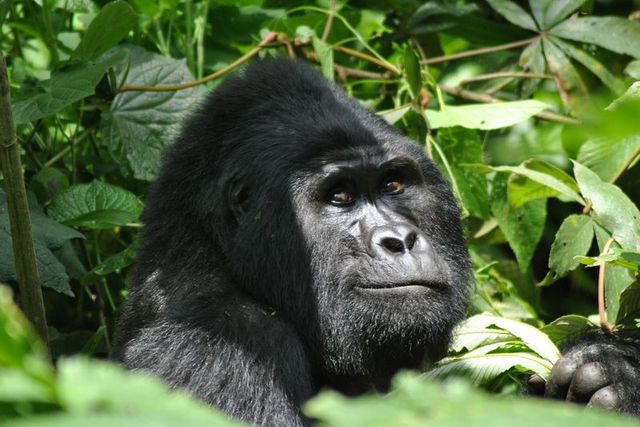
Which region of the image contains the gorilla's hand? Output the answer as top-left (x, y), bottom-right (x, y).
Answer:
top-left (529, 334), bottom-right (640, 415)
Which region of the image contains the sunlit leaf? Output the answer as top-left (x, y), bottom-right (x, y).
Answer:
top-left (426, 100), bottom-right (547, 130)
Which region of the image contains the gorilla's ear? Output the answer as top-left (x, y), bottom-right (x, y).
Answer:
top-left (227, 180), bottom-right (249, 220)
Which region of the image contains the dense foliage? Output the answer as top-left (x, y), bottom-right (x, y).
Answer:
top-left (1, 0), bottom-right (640, 425)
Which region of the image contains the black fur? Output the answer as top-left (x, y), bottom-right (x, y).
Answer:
top-left (112, 58), bottom-right (470, 425)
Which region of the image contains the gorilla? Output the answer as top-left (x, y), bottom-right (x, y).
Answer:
top-left (112, 58), bottom-right (640, 425)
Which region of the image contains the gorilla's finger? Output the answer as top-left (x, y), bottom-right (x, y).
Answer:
top-left (566, 362), bottom-right (609, 402)
top-left (526, 374), bottom-right (545, 395)
top-left (587, 384), bottom-right (620, 411)
top-left (545, 357), bottom-right (578, 399)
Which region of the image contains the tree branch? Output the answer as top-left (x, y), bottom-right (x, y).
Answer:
top-left (421, 36), bottom-right (540, 65)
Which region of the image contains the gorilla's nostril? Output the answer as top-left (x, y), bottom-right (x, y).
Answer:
top-left (405, 232), bottom-right (417, 250)
top-left (380, 237), bottom-right (405, 253)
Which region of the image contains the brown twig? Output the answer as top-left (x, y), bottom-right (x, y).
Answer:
top-left (117, 32), bottom-right (278, 93)
top-left (582, 146), bottom-right (640, 214)
top-left (598, 237), bottom-right (615, 333)
top-left (334, 45), bottom-right (400, 75)
top-left (459, 71), bottom-right (553, 86)
top-left (440, 85), bottom-right (580, 125)
top-left (321, 0), bottom-right (336, 42)
top-left (0, 54), bottom-right (50, 352)
top-left (421, 36), bottom-right (540, 65)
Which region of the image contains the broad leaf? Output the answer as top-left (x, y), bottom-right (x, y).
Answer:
top-left (312, 36), bottom-right (334, 82)
top-left (403, 45), bottom-right (422, 99)
top-left (518, 39), bottom-right (545, 95)
top-left (491, 174), bottom-right (547, 272)
top-left (551, 17), bottom-right (640, 58)
top-left (529, 0), bottom-right (587, 29)
top-left (540, 315), bottom-right (596, 345)
top-left (574, 162), bottom-right (640, 251)
top-left (486, 0), bottom-right (538, 31)
top-left (102, 46), bottom-right (198, 181)
top-left (542, 38), bottom-right (584, 93)
top-left (48, 181), bottom-right (143, 229)
top-left (71, 0), bottom-right (137, 61)
top-left (577, 136), bottom-right (640, 182)
top-left (426, 100), bottom-right (547, 130)
top-left (616, 281), bottom-right (640, 328)
top-left (12, 50), bottom-right (128, 124)
top-left (548, 214), bottom-right (594, 278)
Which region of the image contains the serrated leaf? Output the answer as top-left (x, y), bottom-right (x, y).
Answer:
top-left (551, 17), bottom-right (640, 58)
top-left (549, 214), bottom-right (594, 278)
top-left (426, 100), bottom-right (547, 130)
top-left (574, 162), bottom-right (640, 251)
top-left (11, 50), bottom-right (128, 124)
top-left (102, 46), bottom-right (198, 181)
top-left (486, 0), bottom-right (538, 31)
top-left (71, 0), bottom-right (137, 62)
top-left (48, 181), bottom-right (143, 229)
top-left (491, 174), bottom-right (547, 272)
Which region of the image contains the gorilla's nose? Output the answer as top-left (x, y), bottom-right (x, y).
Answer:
top-left (370, 224), bottom-right (425, 256)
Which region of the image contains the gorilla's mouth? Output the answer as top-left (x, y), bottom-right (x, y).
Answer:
top-left (355, 280), bottom-right (446, 291)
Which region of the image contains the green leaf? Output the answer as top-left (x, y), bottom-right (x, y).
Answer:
top-left (551, 37), bottom-right (625, 94)
top-left (486, 0), bottom-right (538, 31)
top-left (85, 242), bottom-right (138, 279)
top-left (48, 181), bottom-right (143, 229)
top-left (71, 0), bottom-right (137, 62)
top-left (542, 38), bottom-right (585, 92)
top-left (540, 315), bottom-right (597, 345)
top-left (577, 136), bottom-right (640, 182)
top-left (101, 46), bottom-right (198, 181)
top-left (0, 191), bottom-right (81, 295)
top-left (403, 45), bottom-right (422, 99)
top-left (11, 50), bottom-right (128, 124)
top-left (434, 128), bottom-right (491, 219)
top-left (574, 162), bottom-right (640, 251)
top-left (616, 281), bottom-right (640, 328)
top-left (492, 159), bottom-right (584, 207)
top-left (594, 224), bottom-right (637, 322)
top-left (491, 174), bottom-right (547, 272)
top-left (550, 17), bottom-right (640, 58)
top-left (529, 0), bottom-right (587, 29)
top-left (548, 214), bottom-right (594, 278)
top-left (426, 100), bottom-right (547, 130)
top-left (518, 39), bottom-right (545, 95)
top-left (312, 37), bottom-right (334, 82)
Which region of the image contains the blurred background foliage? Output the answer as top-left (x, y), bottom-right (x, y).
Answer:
top-left (1, 0), bottom-right (640, 425)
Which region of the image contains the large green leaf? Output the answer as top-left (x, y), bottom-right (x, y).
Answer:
top-left (542, 38), bottom-right (584, 92)
top-left (616, 281), bottom-right (640, 328)
top-left (71, 0), bottom-right (137, 62)
top-left (48, 181), bottom-right (143, 229)
top-left (548, 214), bottom-right (594, 278)
top-left (551, 37), bottom-right (625, 94)
top-left (306, 372), bottom-right (638, 427)
top-left (577, 136), bottom-right (640, 182)
top-left (101, 46), bottom-right (198, 181)
top-left (0, 191), bottom-right (82, 295)
top-left (540, 315), bottom-right (596, 345)
top-left (11, 50), bottom-right (128, 124)
top-left (492, 159), bottom-right (584, 207)
top-left (426, 100), bottom-right (547, 130)
top-left (529, 0), bottom-right (587, 29)
top-left (486, 0), bottom-right (538, 31)
top-left (551, 17), bottom-right (640, 58)
top-left (434, 128), bottom-right (490, 219)
top-left (491, 174), bottom-right (547, 272)
top-left (574, 162), bottom-right (640, 251)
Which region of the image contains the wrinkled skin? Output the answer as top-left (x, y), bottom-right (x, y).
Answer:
top-left (112, 58), bottom-right (640, 426)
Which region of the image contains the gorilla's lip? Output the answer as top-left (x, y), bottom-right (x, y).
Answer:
top-left (355, 280), bottom-right (445, 291)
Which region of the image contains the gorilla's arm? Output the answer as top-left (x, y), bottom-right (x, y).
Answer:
top-left (119, 294), bottom-right (314, 427)
top-left (530, 334), bottom-right (640, 415)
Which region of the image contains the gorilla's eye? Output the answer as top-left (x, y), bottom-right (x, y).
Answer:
top-left (382, 179), bottom-right (404, 195)
top-left (328, 189), bottom-right (354, 206)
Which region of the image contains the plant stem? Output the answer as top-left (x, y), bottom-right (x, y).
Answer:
top-left (321, 0), bottom-right (336, 42)
top-left (41, 0), bottom-right (59, 65)
top-left (459, 71), bottom-right (553, 86)
top-left (421, 36), bottom-right (540, 65)
top-left (117, 32), bottom-right (278, 93)
top-left (598, 237), bottom-right (615, 333)
top-left (0, 54), bottom-right (49, 351)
